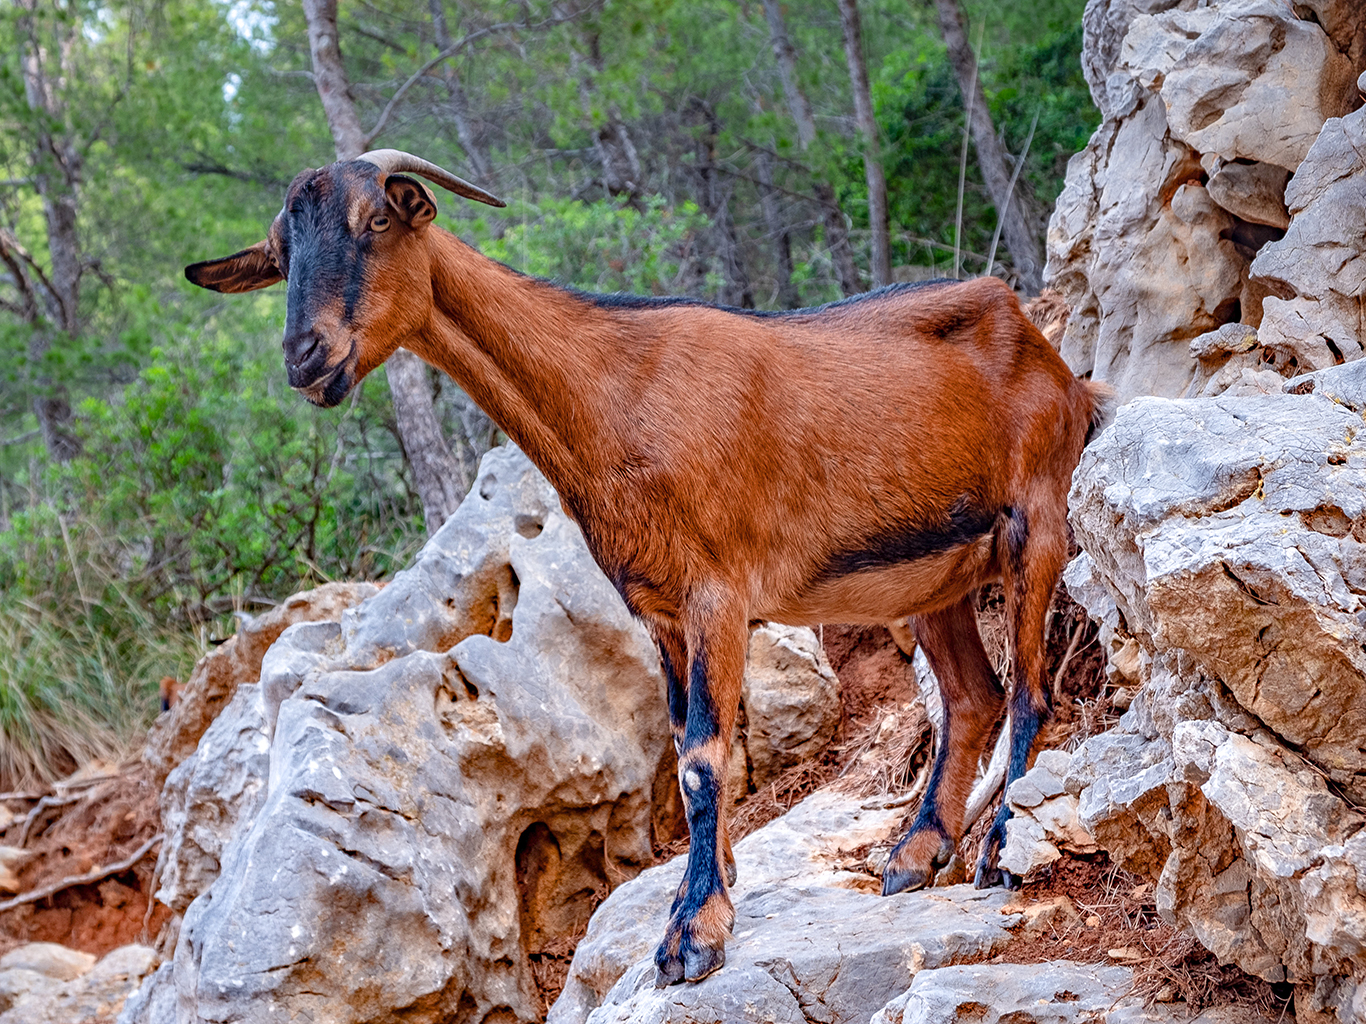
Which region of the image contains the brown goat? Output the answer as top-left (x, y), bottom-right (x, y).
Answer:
top-left (186, 151), bottom-right (1104, 986)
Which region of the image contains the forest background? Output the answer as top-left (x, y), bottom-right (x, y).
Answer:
top-left (0, 0), bottom-right (1096, 787)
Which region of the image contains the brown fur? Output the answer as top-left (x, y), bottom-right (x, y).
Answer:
top-left (185, 161), bottom-right (1102, 983)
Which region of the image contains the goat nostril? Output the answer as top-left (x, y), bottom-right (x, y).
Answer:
top-left (285, 331), bottom-right (322, 368)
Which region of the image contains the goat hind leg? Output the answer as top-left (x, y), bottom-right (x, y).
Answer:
top-left (654, 603), bottom-right (745, 986)
top-left (883, 595), bottom-right (1005, 896)
top-left (973, 505), bottom-right (1066, 890)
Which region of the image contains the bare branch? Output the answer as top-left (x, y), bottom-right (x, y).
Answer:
top-left (0, 835), bottom-right (162, 913)
top-left (363, 3), bottom-right (601, 148)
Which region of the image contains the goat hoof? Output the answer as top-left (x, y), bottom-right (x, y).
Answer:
top-left (654, 948), bottom-right (685, 988)
top-left (881, 828), bottom-right (955, 896)
top-left (683, 942), bottom-right (726, 982)
top-left (972, 862), bottom-right (1021, 890)
top-left (723, 857), bottom-right (738, 888)
top-left (881, 864), bottom-right (931, 896)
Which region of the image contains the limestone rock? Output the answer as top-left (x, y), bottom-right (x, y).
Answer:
top-left (1066, 381), bottom-right (1366, 1002)
top-left (0, 847), bottom-right (30, 895)
top-left (999, 749), bottom-right (1097, 881)
top-left (1047, 0), bottom-right (1364, 404)
top-left (1121, 0), bottom-right (1357, 171)
top-left (741, 623), bottom-right (840, 791)
top-left (582, 881), bottom-right (1018, 1024)
top-left (153, 680), bottom-right (271, 914)
top-left (1205, 159), bottom-right (1290, 230)
top-left (1251, 100), bottom-right (1366, 373)
top-left (0, 969), bottom-right (44, 1014)
top-left (0, 942), bottom-right (96, 981)
top-left (142, 580), bottom-right (379, 785)
top-left (549, 789), bottom-right (913, 1024)
top-left (872, 961), bottom-right (1132, 1024)
top-left (168, 446), bottom-right (674, 1024)
top-left (872, 962), bottom-right (1280, 1023)
top-left (115, 962), bottom-right (173, 1024)
top-left (0, 944), bottom-right (157, 1024)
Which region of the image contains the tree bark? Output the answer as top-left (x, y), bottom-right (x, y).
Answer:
top-left (838, 0), bottom-right (892, 289)
top-left (16, 0), bottom-right (81, 461)
top-left (761, 0), bottom-right (862, 296)
top-left (932, 0), bottom-right (1043, 293)
top-left (569, 27), bottom-right (642, 201)
top-left (692, 101), bottom-right (753, 309)
top-left (755, 149), bottom-right (800, 309)
top-left (301, 0), bottom-right (467, 532)
top-left (427, 0), bottom-right (495, 183)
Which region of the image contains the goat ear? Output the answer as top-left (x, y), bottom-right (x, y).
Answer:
top-left (185, 241), bottom-right (283, 293)
top-left (385, 175), bottom-right (437, 228)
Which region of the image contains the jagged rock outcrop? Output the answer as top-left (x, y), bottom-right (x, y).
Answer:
top-left (740, 623), bottom-right (841, 793)
top-left (1063, 367), bottom-right (1366, 1021)
top-left (1048, 0), bottom-right (1364, 403)
top-left (549, 790), bottom-right (1022, 1024)
top-left (998, 749), bottom-right (1097, 881)
top-left (144, 446), bottom-right (675, 1024)
top-left (131, 444), bottom-right (856, 1024)
top-left (143, 580), bottom-right (380, 786)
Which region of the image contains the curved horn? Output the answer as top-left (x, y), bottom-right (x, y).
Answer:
top-left (357, 149), bottom-right (506, 208)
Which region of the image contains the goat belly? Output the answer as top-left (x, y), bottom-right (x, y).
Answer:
top-left (764, 532), bottom-right (998, 626)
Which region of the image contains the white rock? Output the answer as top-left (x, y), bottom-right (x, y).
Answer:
top-left (0, 943), bottom-right (95, 982)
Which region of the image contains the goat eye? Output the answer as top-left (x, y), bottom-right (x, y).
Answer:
top-left (370, 215), bottom-right (391, 232)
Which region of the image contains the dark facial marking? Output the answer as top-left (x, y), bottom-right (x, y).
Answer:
top-left (822, 499), bottom-right (998, 579)
top-left (278, 166), bottom-right (386, 392)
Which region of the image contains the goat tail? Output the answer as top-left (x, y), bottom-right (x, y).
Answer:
top-left (1080, 378), bottom-right (1116, 446)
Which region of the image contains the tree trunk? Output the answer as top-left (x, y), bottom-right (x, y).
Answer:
top-left (16, 0), bottom-right (81, 461)
top-left (570, 28), bottom-right (643, 201)
top-left (762, 0), bottom-right (816, 149)
top-left (838, 0), bottom-right (892, 289)
top-left (427, 0), bottom-right (495, 183)
top-left (692, 102), bottom-right (753, 309)
top-left (762, 0), bottom-right (862, 296)
top-left (755, 150), bottom-right (800, 309)
top-left (932, 0), bottom-right (1043, 294)
top-left (301, 0), bottom-right (467, 532)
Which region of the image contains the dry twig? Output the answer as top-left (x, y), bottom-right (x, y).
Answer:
top-left (0, 834), bottom-right (162, 914)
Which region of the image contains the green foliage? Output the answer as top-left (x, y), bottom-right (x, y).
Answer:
top-left (0, 0), bottom-right (1098, 784)
top-left (472, 196), bottom-right (710, 294)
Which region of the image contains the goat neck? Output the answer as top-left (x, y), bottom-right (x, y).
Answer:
top-left (405, 228), bottom-right (635, 517)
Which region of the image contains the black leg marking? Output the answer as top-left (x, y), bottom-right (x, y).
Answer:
top-left (655, 760), bottom-right (729, 985)
top-left (658, 641), bottom-right (688, 749)
top-left (974, 683), bottom-right (1047, 891)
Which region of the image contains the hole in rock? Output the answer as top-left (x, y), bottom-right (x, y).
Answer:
top-left (478, 474), bottom-right (498, 500)
top-left (1326, 337), bottom-right (1345, 365)
top-left (1303, 505), bottom-right (1351, 537)
top-left (492, 567), bottom-right (519, 643)
top-left (514, 514), bottom-right (544, 539)
top-left (1222, 219), bottom-right (1285, 257)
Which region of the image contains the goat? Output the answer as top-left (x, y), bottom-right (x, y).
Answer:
top-left (186, 150), bottom-right (1105, 987)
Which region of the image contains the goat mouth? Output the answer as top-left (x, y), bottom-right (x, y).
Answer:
top-left (294, 361), bottom-right (352, 408)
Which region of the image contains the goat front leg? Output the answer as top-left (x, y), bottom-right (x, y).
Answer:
top-left (655, 627), bottom-right (738, 892)
top-left (654, 601), bottom-right (745, 986)
top-left (883, 595), bottom-right (1005, 895)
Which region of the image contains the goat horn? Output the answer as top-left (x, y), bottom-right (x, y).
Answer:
top-left (357, 149), bottom-right (506, 208)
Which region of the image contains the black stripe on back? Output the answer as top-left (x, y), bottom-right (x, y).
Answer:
top-left (577, 278), bottom-right (958, 319)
